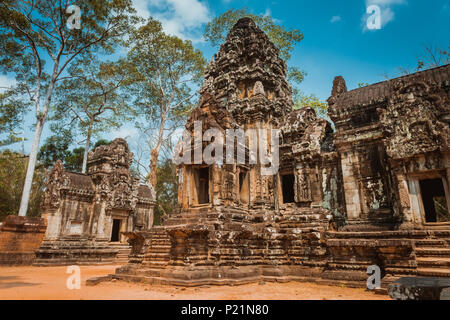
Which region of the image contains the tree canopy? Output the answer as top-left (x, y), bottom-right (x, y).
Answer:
top-left (0, 149), bottom-right (44, 220)
top-left (294, 92), bottom-right (329, 119)
top-left (126, 18), bottom-right (206, 186)
top-left (38, 131), bottom-right (111, 172)
top-left (0, 0), bottom-right (137, 216)
top-left (53, 53), bottom-right (135, 173)
top-left (0, 89), bottom-right (26, 147)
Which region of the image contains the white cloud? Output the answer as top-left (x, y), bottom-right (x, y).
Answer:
top-left (133, 0), bottom-right (211, 43)
top-left (330, 15), bottom-right (342, 23)
top-left (132, 0), bottom-right (151, 19)
top-left (263, 7), bottom-right (282, 24)
top-left (363, 0), bottom-right (407, 31)
top-left (0, 75), bottom-right (16, 93)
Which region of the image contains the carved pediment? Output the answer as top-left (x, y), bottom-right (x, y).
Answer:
top-left (379, 79), bottom-right (450, 160)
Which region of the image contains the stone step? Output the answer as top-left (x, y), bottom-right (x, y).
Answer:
top-left (417, 268), bottom-right (450, 277)
top-left (416, 247), bottom-right (450, 256)
top-left (149, 237), bottom-right (171, 242)
top-left (145, 252), bottom-right (170, 259)
top-left (148, 246), bottom-right (171, 253)
top-left (417, 257), bottom-right (450, 268)
top-left (414, 239), bottom-right (449, 247)
top-left (142, 260), bottom-right (169, 267)
top-left (147, 231), bottom-right (170, 236)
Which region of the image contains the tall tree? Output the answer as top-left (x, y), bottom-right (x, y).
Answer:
top-left (0, 149), bottom-right (45, 220)
top-left (38, 132), bottom-right (111, 172)
top-left (127, 18), bottom-right (206, 187)
top-left (54, 54), bottom-right (134, 173)
top-left (37, 129), bottom-right (73, 169)
top-left (0, 88), bottom-right (28, 147)
top-left (153, 160), bottom-right (177, 225)
top-left (0, 0), bottom-right (135, 216)
top-left (204, 7), bottom-right (306, 86)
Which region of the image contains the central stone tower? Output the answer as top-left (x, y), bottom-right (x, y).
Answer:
top-left (200, 17), bottom-right (293, 124)
top-left (113, 18), bottom-right (339, 285)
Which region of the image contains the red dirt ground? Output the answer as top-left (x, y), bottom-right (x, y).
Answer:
top-left (0, 265), bottom-right (390, 300)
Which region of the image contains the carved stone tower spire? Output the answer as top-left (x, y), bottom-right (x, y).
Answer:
top-left (200, 17), bottom-right (293, 126)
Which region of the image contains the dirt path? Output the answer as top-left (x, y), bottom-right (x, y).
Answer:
top-left (0, 265), bottom-right (390, 300)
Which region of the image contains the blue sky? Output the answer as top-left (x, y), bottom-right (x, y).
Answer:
top-left (1, 0), bottom-right (449, 156)
top-left (194, 0), bottom-right (449, 99)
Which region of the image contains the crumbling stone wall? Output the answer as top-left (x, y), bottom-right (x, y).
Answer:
top-left (0, 216), bottom-right (46, 265)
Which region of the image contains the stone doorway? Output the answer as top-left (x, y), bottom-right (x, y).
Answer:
top-left (193, 167), bottom-right (210, 205)
top-left (281, 174), bottom-right (295, 204)
top-left (111, 219), bottom-right (122, 242)
top-left (419, 178), bottom-right (450, 223)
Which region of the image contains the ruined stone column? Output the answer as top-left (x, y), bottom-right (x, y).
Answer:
top-left (340, 150), bottom-right (362, 220)
top-left (396, 171), bottom-right (414, 229)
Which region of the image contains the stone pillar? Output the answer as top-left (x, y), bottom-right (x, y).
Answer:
top-left (443, 154), bottom-right (450, 214)
top-left (396, 172), bottom-right (415, 229)
top-left (148, 207), bottom-right (154, 229)
top-left (444, 168), bottom-right (450, 216)
top-left (96, 202), bottom-right (109, 241)
top-left (212, 165), bottom-right (221, 206)
top-left (41, 209), bottom-right (61, 240)
top-left (178, 166), bottom-right (189, 209)
top-left (340, 151), bottom-right (362, 220)
top-left (407, 178), bottom-right (424, 225)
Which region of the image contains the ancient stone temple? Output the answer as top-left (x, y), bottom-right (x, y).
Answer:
top-left (34, 139), bottom-right (155, 265)
top-left (109, 18), bottom-right (450, 287)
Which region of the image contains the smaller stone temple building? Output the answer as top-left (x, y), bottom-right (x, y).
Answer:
top-left (34, 139), bottom-right (155, 265)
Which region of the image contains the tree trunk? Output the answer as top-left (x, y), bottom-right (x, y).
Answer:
top-left (21, 110), bottom-right (25, 157)
top-left (149, 108), bottom-right (167, 188)
top-left (17, 117), bottom-right (44, 216)
top-left (82, 123), bottom-right (93, 174)
top-left (149, 148), bottom-right (159, 188)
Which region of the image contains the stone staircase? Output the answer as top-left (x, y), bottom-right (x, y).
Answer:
top-left (142, 228), bottom-right (171, 268)
top-left (415, 238), bottom-right (450, 277)
top-left (33, 240), bottom-right (118, 266)
top-left (274, 207), bottom-right (330, 267)
top-left (109, 243), bottom-right (131, 264)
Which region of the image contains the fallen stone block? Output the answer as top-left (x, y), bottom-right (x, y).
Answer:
top-left (388, 277), bottom-right (450, 300)
top-left (440, 288), bottom-right (450, 300)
